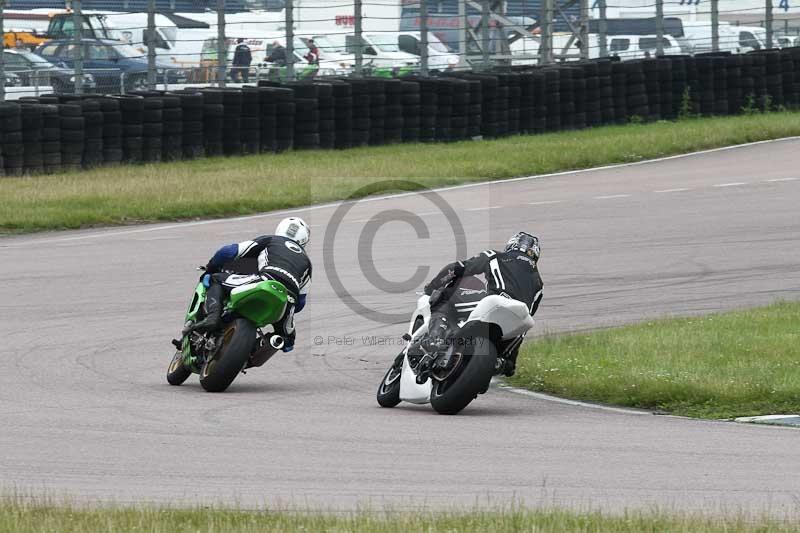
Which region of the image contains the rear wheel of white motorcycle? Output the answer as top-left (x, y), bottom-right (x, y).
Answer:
top-left (376, 354), bottom-right (403, 407)
top-left (200, 318), bottom-right (255, 392)
top-left (430, 336), bottom-right (496, 415)
top-left (166, 349), bottom-right (192, 386)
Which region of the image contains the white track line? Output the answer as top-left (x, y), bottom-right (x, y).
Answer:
top-left (528, 200), bottom-right (563, 206)
top-left (766, 177), bottom-right (798, 182)
top-left (654, 188), bottom-right (691, 193)
top-left (466, 206), bottom-right (501, 212)
top-left (3, 136), bottom-right (799, 247)
top-left (595, 194), bottom-right (631, 200)
top-left (713, 182), bottom-right (748, 188)
top-left (493, 380), bottom-right (652, 416)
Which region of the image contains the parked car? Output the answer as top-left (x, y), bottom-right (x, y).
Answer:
top-left (2, 49), bottom-right (95, 93)
top-left (35, 38), bottom-right (185, 93)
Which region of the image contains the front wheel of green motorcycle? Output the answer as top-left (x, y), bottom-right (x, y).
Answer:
top-left (166, 349), bottom-right (192, 386)
top-left (200, 318), bottom-right (256, 392)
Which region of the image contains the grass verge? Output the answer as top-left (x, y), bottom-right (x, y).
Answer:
top-left (510, 301), bottom-right (800, 419)
top-left (1, 501), bottom-right (798, 533)
top-left (2, 112), bottom-right (800, 233)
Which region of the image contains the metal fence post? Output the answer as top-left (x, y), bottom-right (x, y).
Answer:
top-left (457, 0), bottom-right (467, 68)
top-left (711, 0), bottom-right (719, 52)
top-left (147, 0), bottom-right (157, 89)
top-left (73, 0), bottom-right (84, 95)
top-left (0, 1), bottom-right (5, 103)
top-left (655, 0), bottom-right (664, 56)
top-left (579, 0), bottom-right (589, 60)
top-left (285, 0), bottom-right (295, 81)
top-left (481, 0), bottom-right (490, 70)
top-left (216, 0), bottom-right (226, 87)
top-left (598, 0), bottom-right (608, 58)
top-left (354, 0), bottom-right (363, 76)
top-left (766, 0), bottom-right (774, 49)
top-left (539, 0), bottom-right (553, 65)
top-left (420, 0), bottom-right (429, 75)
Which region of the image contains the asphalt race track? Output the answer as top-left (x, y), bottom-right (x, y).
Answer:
top-left (2, 140), bottom-right (800, 515)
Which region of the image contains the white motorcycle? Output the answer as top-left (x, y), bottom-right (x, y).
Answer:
top-left (376, 277), bottom-right (535, 415)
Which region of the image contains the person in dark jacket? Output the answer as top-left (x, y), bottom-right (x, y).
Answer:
top-left (231, 38), bottom-right (252, 82)
top-left (266, 40), bottom-right (287, 66)
top-left (422, 232), bottom-right (543, 376)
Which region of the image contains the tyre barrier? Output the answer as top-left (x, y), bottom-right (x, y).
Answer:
top-left (2, 47), bottom-right (800, 177)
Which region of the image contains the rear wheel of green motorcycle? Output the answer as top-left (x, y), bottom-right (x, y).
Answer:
top-left (166, 349), bottom-right (192, 386)
top-left (200, 318), bottom-right (256, 392)
top-left (430, 336), bottom-right (496, 415)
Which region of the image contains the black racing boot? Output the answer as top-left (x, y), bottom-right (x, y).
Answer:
top-left (185, 283), bottom-right (224, 334)
top-left (421, 313), bottom-right (449, 356)
top-left (502, 349), bottom-right (519, 377)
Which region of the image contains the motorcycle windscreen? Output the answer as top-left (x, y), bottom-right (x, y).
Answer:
top-left (228, 280), bottom-right (288, 327)
top-left (399, 354), bottom-right (431, 404)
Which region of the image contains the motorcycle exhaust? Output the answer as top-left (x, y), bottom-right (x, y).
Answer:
top-left (247, 333), bottom-right (284, 368)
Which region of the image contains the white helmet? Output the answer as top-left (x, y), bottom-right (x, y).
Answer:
top-left (275, 217), bottom-right (310, 247)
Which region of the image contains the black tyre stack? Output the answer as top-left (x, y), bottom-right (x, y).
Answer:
top-left (366, 78), bottom-right (386, 146)
top-left (99, 97), bottom-right (123, 165)
top-left (240, 88), bottom-right (261, 155)
top-left (610, 61), bottom-right (627, 124)
top-left (570, 67), bottom-right (587, 129)
top-left (503, 73), bottom-right (522, 135)
top-left (763, 50), bottom-right (784, 109)
top-left (465, 78), bottom-right (483, 138)
top-left (118, 95), bottom-right (144, 164)
top-left (625, 60), bottom-right (648, 121)
top-left (40, 104), bottom-right (62, 173)
top-left (516, 71), bottom-right (535, 134)
top-left (400, 80), bottom-right (421, 144)
top-left (779, 48), bottom-right (797, 108)
top-left (558, 68), bottom-right (576, 129)
top-left (669, 56), bottom-right (690, 117)
top-left (0, 103), bottom-right (22, 176)
top-left (738, 54), bottom-right (756, 112)
top-left (693, 56), bottom-right (715, 116)
top-left (726, 54), bottom-right (744, 115)
top-left (141, 96), bottom-right (163, 163)
top-left (580, 62), bottom-right (601, 128)
top-left (80, 98), bottom-right (105, 169)
top-left (789, 47), bottom-right (800, 108)
top-left (597, 60), bottom-right (615, 126)
top-left (316, 82), bottom-right (336, 149)
top-left (222, 89), bottom-right (243, 156)
top-left (346, 79), bottom-right (370, 147)
top-left (383, 78), bottom-right (403, 144)
top-left (160, 94), bottom-right (183, 162)
top-left (329, 81), bottom-right (352, 149)
top-left (641, 59), bottom-right (661, 121)
top-left (258, 87), bottom-right (278, 153)
top-left (657, 58), bottom-right (674, 119)
top-left (416, 77), bottom-right (438, 142)
top-left (273, 87), bottom-right (295, 153)
top-left (199, 89), bottom-right (224, 157)
top-left (748, 52), bottom-right (769, 110)
top-left (530, 70), bottom-right (547, 134)
top-left (287, 82), bottom-right (320, 150)
top-left (712, 56), bottom-right (730, 115)
top-left (21, 104), bottom-right (44, 175)
top-left (58, 102), bottom-right (85, 172)
top-left (434, 78), bottom-right (452, 142)
top-left (542, 68), bottom-right (561, 131)
top-left (494, 74), bottom-right (510, 136)
top-left (449, 78), bottom-right (471, 141)
top-left (176, 91), bottom-right (205, 159)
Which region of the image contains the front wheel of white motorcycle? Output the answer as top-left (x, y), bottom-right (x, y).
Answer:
top-left (376, 354), bottom-right (403, 408)
top-left (430, 336), bottom-right (496, 415)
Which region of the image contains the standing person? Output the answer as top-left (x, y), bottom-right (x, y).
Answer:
top-left (231, 38), bottom-right (252, 83)
top-left (266, 40), bottom-right (287, 66)
top-left (304, 38), bottom-right (320, 65)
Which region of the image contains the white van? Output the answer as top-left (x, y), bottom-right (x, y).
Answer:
top-left (606, 34), bottom-right (681, 59)
top-left (396, 32), bottom-right (460, 71)
top-left (326, 33), bottom-right (419, 69)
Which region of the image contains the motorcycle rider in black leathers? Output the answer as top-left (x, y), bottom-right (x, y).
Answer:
top-left (185, 217), bottom-right (312, 353)
top-left (421, 232), bottom-right (543, 377)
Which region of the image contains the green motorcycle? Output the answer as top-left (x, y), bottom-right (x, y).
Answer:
top-left (167, 269), bottom-right (291, 392)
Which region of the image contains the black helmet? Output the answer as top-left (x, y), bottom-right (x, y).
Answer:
top-left (505, 232), bottom-right (540, 261)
